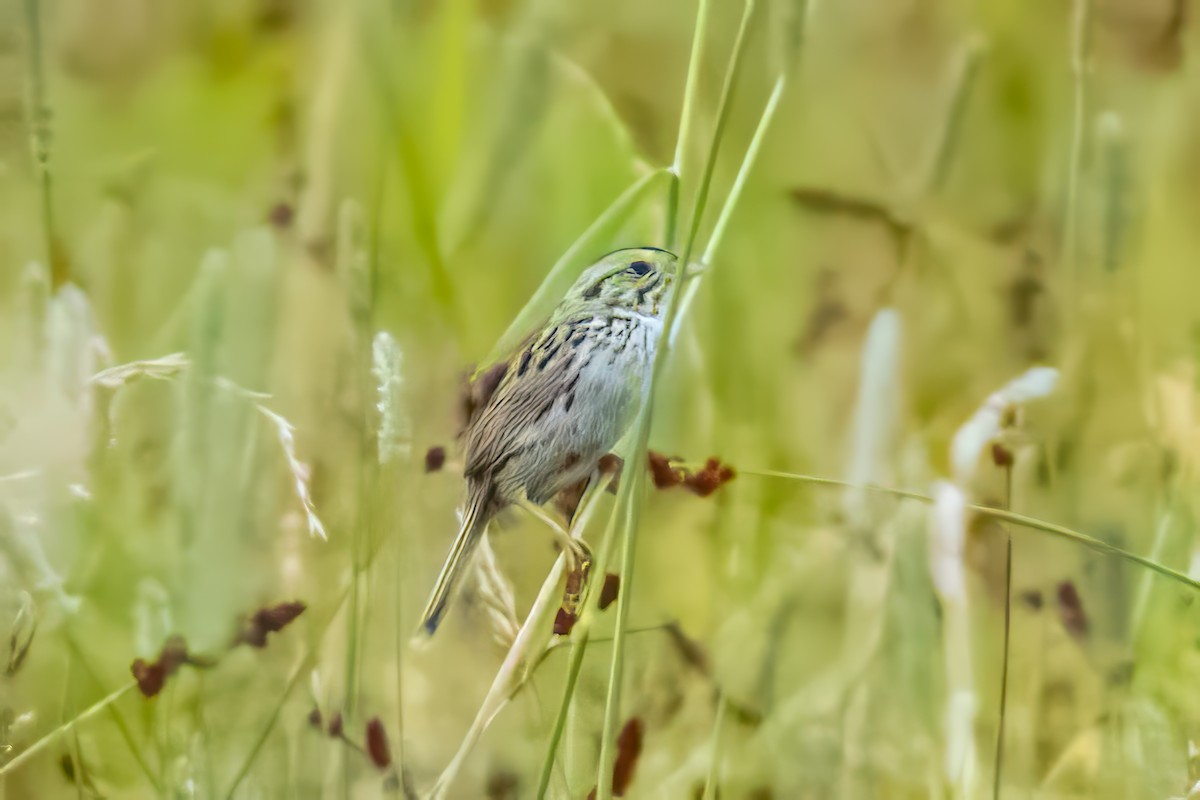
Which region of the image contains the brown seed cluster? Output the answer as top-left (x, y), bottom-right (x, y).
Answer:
top-left (309, 709), bottom-right (395, 773)
top-left (553, 608), bottom-right (577, 636)
top-left (234, 601), bottom-right (307, 649)
top-left (1056, 580), bottom-right (1088, 640)
top-left (424, 446), bottom-right (446, 473)
top-left (130, 636), bottom-right (214, 698)
top-left (365, 716), bottom-right (392, 769)
top-left (130, 601), bottom-right (305, 698)
top-left (991, 442), bottom-right (1014, 468)
top-left (647, 451), bottom-right (736, 497)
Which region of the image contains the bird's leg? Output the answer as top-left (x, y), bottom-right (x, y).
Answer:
top-left (568, 466), bottom-right (613, 539)
top-left (517, 498), bottom-right (593, 574)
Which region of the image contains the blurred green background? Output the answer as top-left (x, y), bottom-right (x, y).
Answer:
top-left (3, 0), bottom-right (1200, 797)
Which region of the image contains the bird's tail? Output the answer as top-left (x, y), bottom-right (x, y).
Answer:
top-left (414, 487), bottom-right (492, 641)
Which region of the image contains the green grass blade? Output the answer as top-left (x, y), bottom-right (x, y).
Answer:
top-left (481, 168), bottom-right (670, 370)
top-left (724, 466), bottom-right (1200, 594)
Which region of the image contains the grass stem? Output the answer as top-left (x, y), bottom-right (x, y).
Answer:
top-left (597, 3), bottom-right (761, 797)
top-left (1063, 0), bottom-right (1093, 310)
top-left (22, 0), bottom-right (62, 288)
top-left (994, 463), bottom-right (1014, 800)
top-left (701, 694), bottom-right (728, 800)
top-left (666, 0), bottom-right (711, 250)
top-left (534, 506), bottom-right (623, 799)
top-left (0, 682), bottom-right (137, 779)
top-left (703, 465), bottom-right (1200, 594)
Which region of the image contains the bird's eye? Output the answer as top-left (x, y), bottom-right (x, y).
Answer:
top-left (627, 261), bottom-right (651, 277)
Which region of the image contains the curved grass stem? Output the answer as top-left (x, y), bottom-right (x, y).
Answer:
top-left (704, 465), bottom-right (1200, 594)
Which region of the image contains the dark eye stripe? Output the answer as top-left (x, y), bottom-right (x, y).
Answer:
top-left (635, 272), bottom-right (661, 304)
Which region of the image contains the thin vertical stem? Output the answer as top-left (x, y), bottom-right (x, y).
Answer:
top-left (665, 0), bottom-right (711, 249)
top-left (360, 10), bottom-right (456, 321)
top-left (535, 507), bottom-right (623, 799)
top-left (679, 0), bottom-right (758, 269)
top-left (993, 464), bottom-right (1013, 800)
top-left (700, 73), bottom-right (785, 268)
top-left (23, 0), bottom-right (62, 287)
top-left (701, 695), bottom-right (728, 800)
top-left (596, 4), bottom-right (760, 797)
top-left (1062, 0), bottom-right (1092, 306)
top-left (917, 38), bottom-right (984, 198)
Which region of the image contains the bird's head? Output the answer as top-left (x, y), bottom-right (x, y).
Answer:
top-left (566, 247), bottom-right (677, 317)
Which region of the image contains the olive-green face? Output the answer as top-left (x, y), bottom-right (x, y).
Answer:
top-left (568, 247), bottom-right (677, 316)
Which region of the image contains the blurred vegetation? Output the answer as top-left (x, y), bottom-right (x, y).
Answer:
top-left (3, 0), bottom-right (1200, 797)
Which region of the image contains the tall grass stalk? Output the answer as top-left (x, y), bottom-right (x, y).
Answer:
top-left (993, 461), bottom-right (1014, 800)
top-left (0, 682), bottom-right (137, 779)
top-left (64, 633), bottom-right (162, 791)
top-left (665, 0), bottom-right (712, 249)
top-left (339, 198), bottom-right (372, 793)
top-left (597, 3), bottom-right (762, 796)
top-left (700, 694), bottom-right (728, 800)
top-left (915, 38), bottom-right (984, 198)
top-left (1062, 0), bottom-right (1093, 311)
top-left (534, 497), bottom-right (623, 799)
top-left (668, 69), bottom-right (789, 347)
top-left (22, 0), bottom-right (61, 288)
top-left (223, 586), bottom-right (353, 798)
top-left (360, 8), bottom-right (456, 320)
top-left (427, 546), bottom-right (573, 799)
top-left (296, 4), bottom-right (355, 248)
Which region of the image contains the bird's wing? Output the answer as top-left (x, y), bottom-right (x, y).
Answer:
top-left (464, 320), bottom-right (584, 478)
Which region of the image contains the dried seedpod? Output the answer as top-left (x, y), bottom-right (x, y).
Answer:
top-left (647, 451), bottom-right (683, 489)
top-left (598, 573), bottom-right (620, 611)
top-left (553, 608), bottom-right (578, 636)
top-left (646, 452), bottom-right (735, 497)
top-left (130, 635), bottom-right (213, 698)
top-left (365, 717), bottom-right (392, 770)
top-left (1056, 581), bottom-right (1088, 640)
top-left (681, 458), bottom-right (736, 497)
top-left (424, 446), bottom-right (446, 473)
top-left (587, 717), bottom-right (644, 798)
top-left (235, 601), bottom-right (306, 649)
